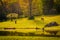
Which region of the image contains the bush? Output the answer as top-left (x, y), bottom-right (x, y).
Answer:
top-left (28, 16), bottom-right (35, 20)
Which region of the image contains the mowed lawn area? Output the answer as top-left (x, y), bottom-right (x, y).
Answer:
top-left (0, 15), bottom-right (60, 33)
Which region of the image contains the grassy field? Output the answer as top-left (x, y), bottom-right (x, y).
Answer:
top-left (0, 36), bottom-right (60, 40)
top-left (0, 15), bottom-right (60, 33)
top-left (0, 15), bottom-right (60, 40)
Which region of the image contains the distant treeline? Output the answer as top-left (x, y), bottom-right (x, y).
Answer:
top-left (0, 0), bottom-right (60, 21)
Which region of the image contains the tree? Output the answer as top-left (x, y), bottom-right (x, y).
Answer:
top-left (0, 0), bottom-right (7, 21)
top-left (42, 0), bottom-right (54, 15)
top-left (32, 0), bottom-right (43, 16)
top-left (9, 2), bottom-right (23, 18)
top-left (55, 0), bottom-right (60, 14)
top-left (28, 0), bottom-right (34, 20)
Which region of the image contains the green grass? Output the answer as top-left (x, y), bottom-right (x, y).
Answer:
top-left (0, 15), bottom-right (60, 40)
top-left (0, 36), bottom-right (60, 40)
top-left (0, 15), bottom-right (60, 33)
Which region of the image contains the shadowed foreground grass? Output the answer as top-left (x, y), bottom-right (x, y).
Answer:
top-left (0, 36), bottom-right (60, 40)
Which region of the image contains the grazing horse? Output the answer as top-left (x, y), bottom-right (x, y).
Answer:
top-left (41, 18), bottom-right (44, 21)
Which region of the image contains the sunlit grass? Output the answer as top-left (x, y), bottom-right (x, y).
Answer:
top-left (0, 15), bottom-right (60, 33)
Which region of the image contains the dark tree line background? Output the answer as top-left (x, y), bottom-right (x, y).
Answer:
top-left (43, 0), bottom-right (60, 15)
top-left (0, 0), bottom-right (60, 21)
top-left (0, 0), bottom-right (23, 21)
top-left (0, 0), bottom-right (7, 21)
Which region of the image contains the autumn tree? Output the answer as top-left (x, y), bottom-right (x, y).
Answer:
top-left (32, 0), bottom-right (43, 16)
